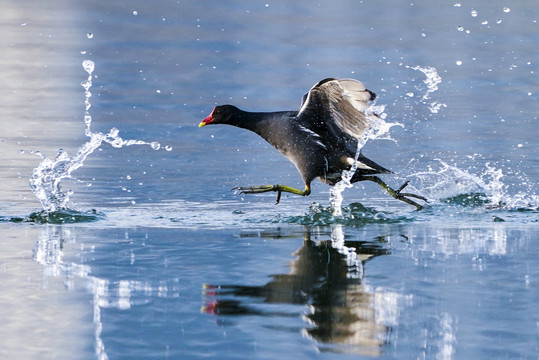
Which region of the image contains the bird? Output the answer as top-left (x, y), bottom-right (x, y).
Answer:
top-left (199, 78), bottom-right (427, 209)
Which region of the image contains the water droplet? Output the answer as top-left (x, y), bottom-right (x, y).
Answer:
top-left (471, 9), bottom-right (478, 17)
top-left (165, 145), bottom-right (173, 151)
top-left (528, 92), bottom-right (532, 96)
top-left (406, 92), bottom-right (414, 97)
top-left (457, 26), bottom-right (464, 31)
top-left (20, 22), bottom-right (27, 26)
top-left (150, 142), bottom-right (161, 150)
top-left (131, 200), bottom-right (136, 205)
top-left (81, 79), bottom-right (92, 90)
top-left (126, 175), bottom-right (132, 180)
top-left (517, 144), bottom-right (523, 148)
top-left (496, 18), bottom-right (502, 24)
top-left (503, 7), bottom-right (510, 13)
top-left (156, 89), bottom-right (161, 93)
top-left (86, 32), bottom-right (94, 39)
top-left (456, 60), bottom-right (463, 65)
top-left (82, 60), bottom-right (95, 74)
top-left (80, 50), bottom-right (87, 54)
top-left (453, 3), bottom-right (461, 7)
top-left (421, 32), bottom-right (426, 37)
top-left (19, 149), bottom-right (25, 154)
top-left (132, 10), bottom-right (138, 15)
top-left (265, 3), bottom-right (269, 7)
top-left (109, 128), bottom-right (119, 138)
top-left (481, 20), bottom-right (488, 25)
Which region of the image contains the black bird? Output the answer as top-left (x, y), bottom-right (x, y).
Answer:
top-left (199, 78), bottom-right (427, 209)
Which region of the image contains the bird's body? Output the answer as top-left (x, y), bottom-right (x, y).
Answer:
top-left (213, 107), bottom-right (389, 187)
top-left (199, 78), bottom-right (426, 209)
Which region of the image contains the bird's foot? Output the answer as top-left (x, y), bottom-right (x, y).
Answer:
top-left (233, 184), bottom-right (310, 204)
top-left (358, 176), bottom-right (428, 210)
top-left (392, 181), bottom-right (428, 210)
top-left (395, 181), bottom-right (429, 202)
top-left (233, 185), bottom-right (279, 194)
top-left (234, 185), bottom-right (283, 204)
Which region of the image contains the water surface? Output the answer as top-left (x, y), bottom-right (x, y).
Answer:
top-left (0, 0), bottom-right (537, 359)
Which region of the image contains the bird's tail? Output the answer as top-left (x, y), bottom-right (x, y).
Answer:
top-left (353, 153), bottom-right (392, 175)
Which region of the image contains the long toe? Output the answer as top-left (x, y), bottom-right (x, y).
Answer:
top-left (233, 185), bottom-right (275, 194)
top-left (399, 192), bottom-right (429, 202)
top-left (397, 181), bottom-right (410, 193)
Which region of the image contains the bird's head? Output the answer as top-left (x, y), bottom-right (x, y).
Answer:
top-left (199, 105), bottom-right (239, 127)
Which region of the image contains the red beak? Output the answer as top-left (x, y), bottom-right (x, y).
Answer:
top-left (199, 110), bottom-right (214, 127)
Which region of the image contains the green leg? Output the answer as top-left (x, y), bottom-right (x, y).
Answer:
top-left (358, 176), bottom-right (427, 210)
top-left (234, 184), bottom-right (311, 204)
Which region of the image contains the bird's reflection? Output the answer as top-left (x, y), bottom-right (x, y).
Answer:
top-left (203, 225), bottom-right (391, 355)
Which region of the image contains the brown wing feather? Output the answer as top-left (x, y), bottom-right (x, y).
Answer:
top-left (298, 78), bottom-right (376, 141)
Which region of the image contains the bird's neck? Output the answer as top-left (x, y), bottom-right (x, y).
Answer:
top-left (229, 109), bottom-right (267, 132)
top-left (230, 109), bottom-right (291, 137)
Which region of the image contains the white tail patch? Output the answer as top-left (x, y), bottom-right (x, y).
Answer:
top-left (344, 156), bottom-right (375, 170)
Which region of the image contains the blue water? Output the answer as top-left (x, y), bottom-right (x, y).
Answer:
top-left (1, 1), bottom-right (538, 359)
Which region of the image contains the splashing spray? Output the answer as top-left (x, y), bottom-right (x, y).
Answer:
top-left (29, 60), bottom-right (168, 212)
top-left (329, 104), bottom-right (401, 216)
top-left (329, 65), bottom-right (446, 215)
top-left (407, 65), bottom-right (446, 114)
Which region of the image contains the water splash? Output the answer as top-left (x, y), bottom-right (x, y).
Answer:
top-left (328, 67), bottom-right (444, 215)
top-left (329, 104), bottom-right (401, 216)
top-left (29, 60), bottom-right (166, 212)
top-left (407, 65), bottom-right (446, 113)
top-left (408, 159), bottom-right (539, 210)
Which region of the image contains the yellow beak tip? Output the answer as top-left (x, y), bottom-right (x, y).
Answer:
top-left (198, 122), bottom-right (206, 128)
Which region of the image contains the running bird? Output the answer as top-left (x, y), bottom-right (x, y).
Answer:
top-left (199, 78), bottom-right (427, 209)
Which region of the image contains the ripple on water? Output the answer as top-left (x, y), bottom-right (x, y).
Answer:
top-left (279, 202), bottom-right (414, 226)
top-left (440, 192), bottom-right (492, 207)
top-left (2, 209), bottom-right (104, 224)
top-left (438, 192), bottom-right (539, 213)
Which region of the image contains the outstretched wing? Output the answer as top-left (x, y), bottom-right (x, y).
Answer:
top-left (298, 78), bottom-right (376, 141)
